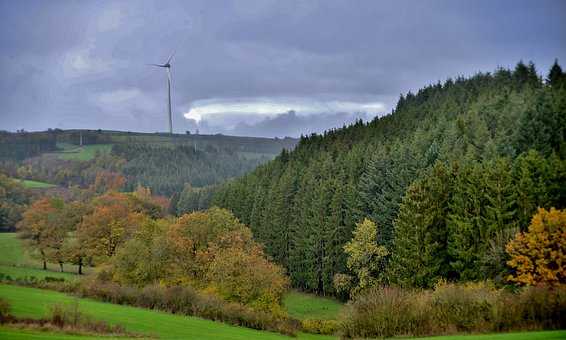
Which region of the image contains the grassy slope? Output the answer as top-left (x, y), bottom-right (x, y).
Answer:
top-left (18, 179), bottom-right (56, 189)
top-left (284, 291), bottom-right (342, 320)
top-left (55, 143), bottom-right (113, 161)
top-left (0, 284), bottom-right (331, 340)
top-left (0, 233), bottom-right (79, 279)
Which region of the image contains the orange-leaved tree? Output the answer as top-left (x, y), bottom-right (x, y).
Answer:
top-left (506, 207), bottom-right (566, 285)
top-left (17, 197), bottom-right (67, 270)
top-left (79, 192), bottom-right (146, 263)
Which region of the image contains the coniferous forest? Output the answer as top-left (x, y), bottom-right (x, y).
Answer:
top-left (213, 61), bottom-right (566, 295)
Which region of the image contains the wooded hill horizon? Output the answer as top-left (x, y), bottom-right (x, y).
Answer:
top-left (0, 129), bottom-right (298, 202)
top-left (212, 60), bottom-right (566, 295)
top-left (0, 128), bottom-right (298, 159)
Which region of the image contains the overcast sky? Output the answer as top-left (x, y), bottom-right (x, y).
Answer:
top-left (1, 0), bottom-right (565, 137)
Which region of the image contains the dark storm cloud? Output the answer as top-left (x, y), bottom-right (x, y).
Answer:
top-left (0, 0), bottom-right (565, 135)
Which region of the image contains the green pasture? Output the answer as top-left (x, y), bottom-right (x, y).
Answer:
top-left (283, 291), bottom-right (343, 320)
top-left (17, 179), bottom-right (56, 189)
top-left (0, 233), bottom-right (81, 279)
top-left (54, 143), bottom-right (112, 161)
top-left (0, 284), bottom-right (332, 340)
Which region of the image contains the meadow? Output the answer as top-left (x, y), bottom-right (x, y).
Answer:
top-left (16, 179), bottom-right (55, 189)
top-left (0, 284), bottom-right (332, 340)
top-left (53, 143), bottom-right (113, 161)
top-left (283, 291), bottom-right (342, 320)
top-left (0, 233), bottom-right (81, 279)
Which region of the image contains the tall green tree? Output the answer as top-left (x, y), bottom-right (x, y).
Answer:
top-left (389, 162), bottom-right (453, 287)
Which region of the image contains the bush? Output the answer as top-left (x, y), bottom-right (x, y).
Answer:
top-left (77, 279), bottom-right (299, 336)
top-left (301, 319), bottom-right (339, 335)
top-left (0, 297), bottom-right (10, 322)
top-left (431, 281), bottom-right (495, 332)
top-left (49, 300), bottom-right (127, 335)
top-left (339, 282), bottom-right (566, 338)
top-left (340, 286), bottom-right (432, 338)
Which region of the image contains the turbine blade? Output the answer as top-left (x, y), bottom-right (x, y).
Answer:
top-left (166, 50), bottom-right (176, 64)
top-left (147, 63), bottom-right (166, 67)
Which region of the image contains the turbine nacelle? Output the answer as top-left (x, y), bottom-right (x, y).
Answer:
top-left (148, 51), bottom-right (175, 69)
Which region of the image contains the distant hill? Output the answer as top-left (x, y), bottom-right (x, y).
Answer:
top-left (0, 129), bottom-right (298, 196)
top-left (0, 129), bottom-right (297, 159)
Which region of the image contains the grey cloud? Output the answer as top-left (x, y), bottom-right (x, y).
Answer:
top-left (198, 110), bottom-right (370, 138)
top-left (0, 0), bottom-right (565, 135)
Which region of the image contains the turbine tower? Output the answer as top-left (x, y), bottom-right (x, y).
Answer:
top-left (149, 51), bottom-right (175, 134)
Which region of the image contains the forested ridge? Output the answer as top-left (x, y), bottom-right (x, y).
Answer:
top-left (0, 131), bottom-right (297, 197)
top-left (213, 61), bottom-right (566, 295)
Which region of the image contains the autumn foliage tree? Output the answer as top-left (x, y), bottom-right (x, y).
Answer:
top-left (90, 171), bottom-right (126, 194)
top-left (205, 227), bottom-right (289, 313)
top-left (79, 192), bottom-right (146, 263)
top-left (109, 207), bottom-right (289, 312)
top-left (17, 197), bottom-right (67, 270)
top-left (506, 208), bottom-right (566, 285)
top-left (340, 219), bottom-right (388, 295)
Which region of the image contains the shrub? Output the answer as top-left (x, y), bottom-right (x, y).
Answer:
top-left (301, 319), bottom-right (339, 335)
top-left (0, 297), bottom-right (10, 322)
top-left (430, 281), bottom-right (495, 332)
top-left (339, 282), bottom-right (566, 338)
top-left (340, 286), bottom-right (432, 338)
top-left (77, 278), bottom-right (299, 336)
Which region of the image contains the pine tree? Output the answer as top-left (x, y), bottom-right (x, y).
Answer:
top-left (447, 162), bottom-right (486, 280)
top-left (478, 158), bottom-right (518, 281)
top-left (389, 162), bottom-right (453, 287)
top-left (547, 59), bottom-right (564, 87)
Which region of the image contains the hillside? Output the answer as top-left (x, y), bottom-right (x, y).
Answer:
top-left (212, 61), bottom-right (566, 294)
top-left (0, 130), bottom-right (298, 197)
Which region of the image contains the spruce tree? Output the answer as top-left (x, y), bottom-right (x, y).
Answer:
top-left (389, 162), bottom-right (453, 287)
top-left (547, 59), bottom-right (564, 87)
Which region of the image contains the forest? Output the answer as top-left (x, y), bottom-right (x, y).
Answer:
top-left (212, 60), bottom-right (566, 295)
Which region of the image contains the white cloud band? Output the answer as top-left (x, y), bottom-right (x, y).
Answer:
top-left (183, 97), bottom-right (385, 122)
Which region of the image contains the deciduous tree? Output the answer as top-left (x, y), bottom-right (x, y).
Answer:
top-left (506, 208), bottom-right (566, 285)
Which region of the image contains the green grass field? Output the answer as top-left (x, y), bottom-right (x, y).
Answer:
top-left (0, 233), bottom-right (81, 279)
top-left (283, 291), bottom-right (343, 320)
top-left (0, 284), bottom-right (332, 340)
top-left (54, 143), bottom-right (113, 161)
top-left (15, 179), bottom-right (56, 189)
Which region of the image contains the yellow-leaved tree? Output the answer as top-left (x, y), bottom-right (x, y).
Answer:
top-left (342, 218), bottom-right (388, 295)
top-left (506, 208), bottom-right (566, 285)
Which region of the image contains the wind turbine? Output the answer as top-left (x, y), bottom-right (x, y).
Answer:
top-left (148, 51), bottom-right (175, 134)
